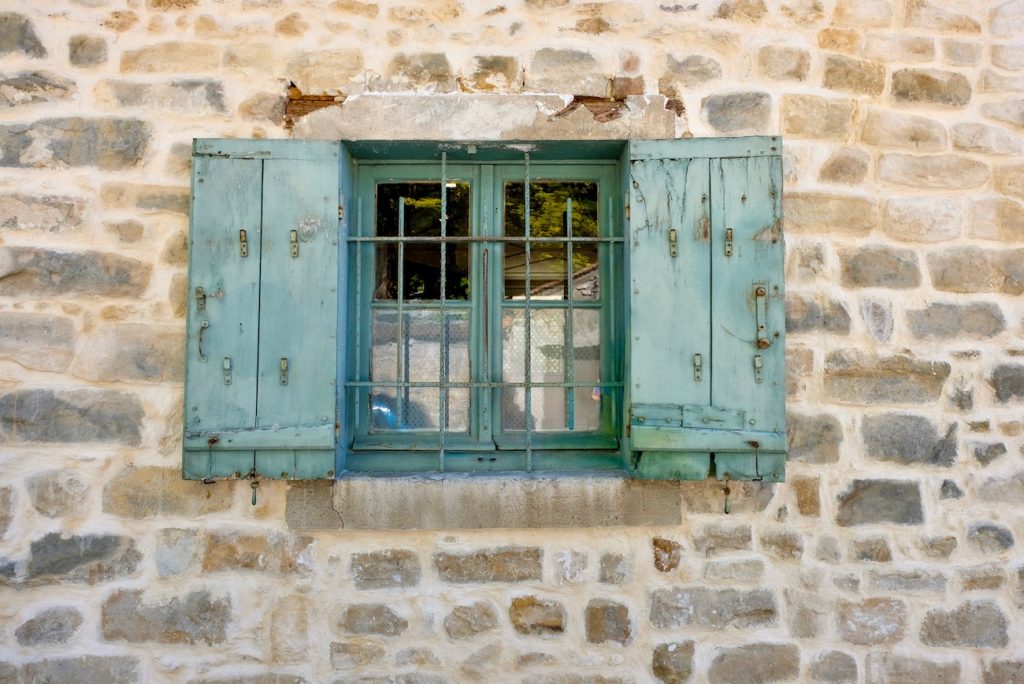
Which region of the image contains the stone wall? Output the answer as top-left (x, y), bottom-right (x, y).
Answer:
top-left (1, 0), bottom-right (1023, 682)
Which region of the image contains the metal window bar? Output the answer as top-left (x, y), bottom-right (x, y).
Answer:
top-left (353, 196), bottom-right (363, 444)
top-left (523, 153), bottom-right (532, 470)
top-left (565, 196), bottom-right (575, 431)
top-left (396, 196), bottom-right (405, 428)
top-left (439, 151), bottom-right (448, 471)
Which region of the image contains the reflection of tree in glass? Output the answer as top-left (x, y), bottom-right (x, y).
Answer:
top-left (504, 182), bottom-right (598, 239)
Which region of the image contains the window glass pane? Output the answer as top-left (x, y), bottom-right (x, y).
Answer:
top-left (502, 309), bottom-right (566, 383)
top-left (503, 181), bottom-right (599, 300)
top-left (374, 181), bottom-right (470, 301)
top-left (571, 244), bottom-right (599, 301)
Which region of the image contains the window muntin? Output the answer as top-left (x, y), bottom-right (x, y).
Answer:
top-left (349, 160), bottom-right (622, 462)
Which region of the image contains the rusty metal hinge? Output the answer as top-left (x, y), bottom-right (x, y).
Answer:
top-left (239, 229), bottom-right (249, 257)
top-left (668, 228), bottom-right (678, 258)
top-left (195, 286), bottom-right (206, 313)
top-left (725, 227), bottom-right (733, 257)
top-left (290, 230), bottom-right (299, 257)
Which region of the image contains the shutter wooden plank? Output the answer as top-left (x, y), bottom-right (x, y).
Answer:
top-left (183, 155), bottom-right (262, 479)
top-left (709, 155), bottom-right (786, 480)
top-left (627, 153), bottom-right (712, 480)
top-left (255, 156), bottom-right (339, 479)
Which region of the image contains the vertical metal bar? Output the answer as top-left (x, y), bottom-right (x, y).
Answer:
top-left (439, 151), bottom-right (447, 471)
top-left (606, 192), bottom-right (614, 432)
top-left (524, 153), bottom-right (533, 470)
top-left (353, 196), bottom-right (362, 437)
top-left (565, 196), bottom-right (575, 431)
top-left (397, 196), bottom-right (405, 428)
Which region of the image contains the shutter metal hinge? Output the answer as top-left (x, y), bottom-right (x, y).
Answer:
top-left (195, 286), bottom-right (206, 313)
top-left (668, 228), bottom-right (678, 258)
top-left (753, 354), bottom-right (763, 384)
top-left (725, 228), bottom-right (733, 257)
top-left (290, 230), bottom-right (299, 257)
top-left (693, 353), bottom-right (702, 382)
top-left (754, 284), bottom-right (770, 349)
top-left (280, 357), bottom-right (289, 385)
top-left (338, 205), bottom-right (344, 220)
top-left (222, 357), bottom-right (232, 385)
top-left (239, 229), bottom-right (249, 257)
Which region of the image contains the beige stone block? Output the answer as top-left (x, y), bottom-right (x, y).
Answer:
top-left (818, 28), bottom-right (860, 53)
top-left (271, 596), bottom-right (309, 663)
top-left (73, 323), bottom-right (183, 383)
top-left (784, 192), bottom-right (878, 235)
top-left (907, 0), bottom-right (980, 32)
top-left (823, 55), bottom-right (885, 96)
top-left (878, 154), bottom-right (988, 189)
top-left (286, 50), bottom-right (365, 95)
top-left (995, 163), bottom-right (1024, 200)
top-left (120, 42), bottom-right (220, 73)
top-left (883, 197), bottom-right (962, 242)
top-left (834, 0), bottom-right (892, 27)
top-left (861, 110), bottom-right (946, 150)
top-left (526, 48), bottom-right (607, 97)
top-left (892, 68), bottom-right (972, 107)
top-left (819, 147), bottom-right (869, 184)
top-left (993, 44), bottom-right (1024, 71)
top-left (981, 69), bottom-right (1024, 93)
top-left (982, 99), bottom-right (1024, 128)
top-left (928, 247), bottom-right (1024, 294)
top-left (970, 198), bottom-right (1024, 241)
top-left (757, 46), bottom-right (810, 81)
top-left (782, 95), bottom-right (855, 141)
top-left (862, 34), bottom-right (934, 62)
top-left (329, 0), bottom-right (380, 16)
top-left (942, 39), bottom-right (982, 66)
top-left (952, 123), bottom-right (1024, 155)
top-left (991, 0), bottom-right (1024, 38)
top-left (224, 43), bottom-right (279, 74)
top-left (103, 467), bottom-right (233, 518)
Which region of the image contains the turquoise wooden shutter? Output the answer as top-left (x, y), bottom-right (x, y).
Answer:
top-left (183, 139), bottom-right (344, 480)
top-left (626, 138), bottom-right (786, 481)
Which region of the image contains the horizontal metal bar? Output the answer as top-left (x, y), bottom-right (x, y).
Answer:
top-left (348, 236), bottom-right (622, 243)
top-left (184, 424), bottom-right (334, 451)
top-left (346, 381), bottom-right (623, 388)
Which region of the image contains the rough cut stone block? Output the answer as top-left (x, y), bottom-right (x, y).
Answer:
top-left (0, 389), bottom-right (144, 445)
top-left (993, 44), bottom-right (1024, 71)
top-left (928, 248), bottom-right (1024, 295)
top-left (0, 71), bottom-right (74, 106)
top-left (757, 46), bottom-right (809, 81)
top-left (100, 182), bottom-right (189, 214)
top-left (959, 565), bottom-right (1005, 591)
top-left (0, 193), bottom-right (84, 232)
top-left (694, 524), bottom-right (752, 556)
top-left (649, 587), bottom-right (776, 629)
top-left (444, 602), bottom-right (499, 639)
top-left (863, 34), bottom-right (934, 62)
top-left (659, 54), bottom-right (722, 96)
top-left (121, 41), bottom-right (220, 72)
top-left (870, 569), bottom-right (946, 592)
top-left (104, 467), bottom-right (232, 518)
top-left (714, 0), bottom-right (767, 21)
top-left (823, 55), bottom-right (885, 95)
top-left (527, 48), bottom-right (606, 97)
top-left (0, 118), bottom-right (149, 169)
top-left (652, 641), bottom-right (694, 683)
top-left (991, 0), bottom-right (1024, 38)
top-left (978, 471), bottom-right (1024, 502)
top-left (599, 552), bottom-right (631, 584)
top-left (103, 589), bottom-right (230, 645)
top-left (0, 486), bottom-right (11, 538)
top-left (982, 99), bottom-right (1024, 128)
top-left (825, 351), bottom-right (950, 404)
top-left (435, 547), bottom-right (541, 583)
top-left (15, 606), bottom-right (82, 646)
top-left (984, 660), bottom-right (1024, 683)
top-left (26, 469), bottom-right (87, 518)
top-left (836, 479), bottom-right (923, 526)
top-left (862, 414), bottom-right (957, 466)
top-left (680, 481), bottom-right (774, 514)
top-left (866, 654), bottom-right (960, 684)
top-left (73, 324), bottom-right (183, 383)
top-left (652, 537), bottom-right (681, 572)
top-left (968, 522), bottom-right (1014, 552)
top-left (0, 12), bottom-right (45, 57)
top-left (838, 598), bottom-right (906, 645)
top-left (708, 643), bottom-right (799, 684)
top-left (909, 302), bottom-right (1005, 339)
top-left (338, 603), bottom-right (407, 636)
top-left (0, 312), bottom-right (75, 372)
top-left (156, 528), bottom-right (201, 577)
top-left (882, 198), bottom-right (960, 242)
top-left (907, 0), bottom-right (980, 31)
top-left (0, 247), bottom-right (152, 296)
top-left (942, 39), bottom-right (981, 65)
top-left (783, 193), bottom-right (877, 235)
top-left (27, 532), bottom-right (141, 583)
top-left (862, 110), bottom-right (946, 150)
top-left (351, 549), bottom-right (420, 589)
top-left (468, 56), bottom-right (519, 92)
top-left (892, 68), bottom-right (972, 106)
top-left (203, 532), bottom-right (314, 576)
top-left (703, 92), bottom-right (770, 133)
top-left (792, 477), bottom-right (820, 517)
top-left (879, 153), bottom-right (988, 189)
top-left (372, 53), bottom-right (454, 93)
top-left (970, 199), bottom-right (1024, 241)
top-left (330, 641), bottom-right (385, 670)
top-left (852, 537), bottom-right (892, 562)
top-left (920, 600), bottom-right (1008, 647)
top-left (95, 79), bottom-right (226, 114)
top-left (787, 413), bottom-right (842, 464)
top-left (761, 531), bottom-right (803, 560)
top-left (286, 50), bottom-right (364, 94)
top-left (782, 94), bottom-right (855, 141)
top-left (818, 148), bottom-right (869, 184)
top-left (21, 657), bottom-right (139, 684)
top-left (953, 123), bottom-right (1024, 154)
top-left (973, 441), bottom-right (1007, 466)
top-left (810, 651), bottom-right (857, 683)
top-left (704, 558), bottom-right (764, 581)
top-left (69, 34), bottom-right (106, 66)
top-left (586, 599), bottom-right (631, 644)
top-left (840, 246), bottom-right (920, 289)
top-left (995, 163), bottom-right (1024, 200)
top-left (786, 294), bottom-right (851, 334)
top-left (510, 595), bottom-right (565, 635)
top-left (834, 0), bottom-right (891, 26)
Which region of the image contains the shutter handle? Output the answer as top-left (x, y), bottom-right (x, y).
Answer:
top-left (198, 320), bottom-right (209, 363)
top-left (754, 285), bottom-right (770, 349)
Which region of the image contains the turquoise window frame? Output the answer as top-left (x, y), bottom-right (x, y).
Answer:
top-left (343, 155), bottom-right (625, 474)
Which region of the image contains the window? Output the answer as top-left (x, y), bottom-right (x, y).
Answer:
top-left (182, 138), bottom-right (785, 483)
